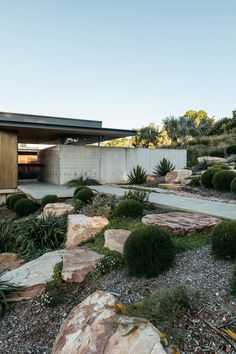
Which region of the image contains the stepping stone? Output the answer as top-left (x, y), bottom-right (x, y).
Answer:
top-left (0, 253), bottom-right (24, 274)
top-left (158, 183), bottom-right (183, 191)
top-left (61, 247), bottom-right (104, 283)
top-left (66, 214), bottom-right (109, 248)
top-left (52, 291), bottom-right (167, 354)
top-left (142, 212), bottom-right (220, 236)
top-left (104, 229), bottom-right (131, 254)
top-left (42, 203), bottom-right (74, 217)
top-left (0, 250), bottom-right (63, 301)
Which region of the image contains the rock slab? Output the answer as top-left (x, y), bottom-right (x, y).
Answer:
top-left (52, 290), bottom-right (167, 354)
top-left (0, 250), bottom-right (63, 301)
top-left (165, 170), bottom-right (192, 183)
top-left (197, 156), bottom-right (226, 164)
top-left (104, 229), bottom-right (131, 254)
top-left (62, 247), bottom-right (104, 283)
top-left (66, 214), bottom-right (109, 248)
top-left (42, 203), bottom-right (74, 217)
top-left (142, 212), bottom-right (219, 236)
top-left (0, 253), bottom-right (24, 274)
top-left (158, 183), bottom-right (183, 191)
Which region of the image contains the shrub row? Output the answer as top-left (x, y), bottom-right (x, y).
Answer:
top-left (6, 194), bottom-right (40, 217)
top-left (201, 167), bottom-right (236, 192)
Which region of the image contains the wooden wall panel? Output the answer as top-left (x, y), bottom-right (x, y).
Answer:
top-left (0, 131), bottom-right (18, 189)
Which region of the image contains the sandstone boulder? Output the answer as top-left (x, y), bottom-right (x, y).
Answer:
top-left (61, 247), bottom-right (104, 283)
top-left (52, 290), bottom-right (167, 354)
top-left (65, 214), bottom-right (109, 248)
top-left (0, 253), bottom-right (24, 274)
top-left (197, 156), bottom-right (226, 164)
top-left (165, 170), bottom-right (192, 183)
top-left (142, 212), bottom-right (219, 236)
top-left (104, 229), bottom-right (131, 254)
top-left (42, 203), bottom-right (74, 218)
top-left (0, 250), bottom-right (63, 301)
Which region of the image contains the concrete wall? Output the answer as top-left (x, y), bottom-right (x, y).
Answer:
top-left (40, 145), bottom-right (187, 185)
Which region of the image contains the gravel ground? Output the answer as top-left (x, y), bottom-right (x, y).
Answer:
top-left (0, 245), bottom-right (235, 354)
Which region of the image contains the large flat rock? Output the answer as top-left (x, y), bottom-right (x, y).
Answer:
top-left (0, 253), bottom-right (24, 274)
top-left (104, 229), bottom-right (131, 254)
top-left (165, 170), bottom-right (192, 183)
top-left (142, 212), bottom-right (220, 236)
top-left (61, 247), bottom-right (104, 283)
top-left (42, 203), bottom-right (74, 217)
top-left (52, 290), bottom-right (167, 354)
top-left (66, 214), bottom-right (109, 248)
top-left (0, 250), bottom-right (63, 301)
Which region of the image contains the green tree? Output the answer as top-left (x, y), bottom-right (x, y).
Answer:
top-left (132, 123), bottom-right (159, 148)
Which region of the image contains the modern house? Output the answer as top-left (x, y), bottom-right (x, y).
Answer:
top-left (0, 111), bottom-right (186, 203)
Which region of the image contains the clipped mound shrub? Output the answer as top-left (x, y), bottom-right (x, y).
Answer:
top-left (212, 170), bottom-right (236, 191)
top-left (73, 185), bottom-right (89, 198)
top-left (114, 199), bottom-right (143, 217)
top-left (211, 221), bottom-right (236, 260)
top-left (124, 224), bottom-right (175, 277)
top-left (201, 168), bottom-right (221, 188)
top-left (209, 148), bottom-right (225, 158)
top-left (231, 177), bottom-right (236, 193)
top-left (6, 194), bottom-right (27, 211)
top-left (75, 187), bottom-right (94, 204)
top-left (41, 195), bottom-right (58, 207)
top-left (14, 198), bottom-right (40, 217)
top-left (226, 144), bottom-right (236, 155)
top-left (127, 165), bottom-right (147, 184)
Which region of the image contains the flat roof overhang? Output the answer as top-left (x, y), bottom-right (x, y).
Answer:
top-left (0, 112), bottom-right (135, 144)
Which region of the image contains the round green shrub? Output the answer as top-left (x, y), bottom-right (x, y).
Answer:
top-left (211, 221), bottom-right (236, 260)
top-left (230, 177), bottom-right (236, 194)
top-left (41, 195), bottom-right (58, 207)
top-left (75, 188), bottom-right (94, 204)
top-left (14, 198), bottom-right (40, 217)
top-left (226, 144), bottom-right (236, 155)
top-left (114, 199), bottom-right (143, 217)
top-left (73, 185), bottom-right (88, 198)
top-left (212, 170), bottom-right (236, 191)
top-left (201, 168), bottom-right (222, 188)
top-left (124, 224), bottom-right (175, 277)
top-left (6, 194), bottom-right (27, 211)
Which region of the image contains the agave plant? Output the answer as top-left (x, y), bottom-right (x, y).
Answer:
top-left (127, 165), bottom-right (147, 184)
top-left (67, 176), bottom-right (99, 188)
top-left (153, 158), bottom-right (175, 176)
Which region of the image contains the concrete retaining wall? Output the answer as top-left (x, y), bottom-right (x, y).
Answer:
top-left (40, 146), bottom-right (187, 185)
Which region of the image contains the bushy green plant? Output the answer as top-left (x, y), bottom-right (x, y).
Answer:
top-left (212, 170), bottom-right (236, 191)
top-left (211, 221), bottom-right (236, 260)
top-left (122, 189), bottom-right (149, 203)
top-left (201, 167), bottom-right (224, 188)
top-left (6, 194), bottom-right (26, 211)
top-left (124, 224), bottom-right (175, 277)
top-left (91, 253), bottom-right (124, 277)
top-left (80, 194), bottom-right (111, 217)
top-left (73, 185), bottom-right (88, 198)
top-left (127, 165), bottom-right (147, 184)
top-left (0, 220), bottom-right (15, 253)
top-left (75, 187), bottom-right (94, 204)
top-left (231, 264), bottom-right (236, 295)
top-left (14, 214), bottom-right (67, 260)
top-left (153, 158), bottom-right (175, 176)
top-left (231, 177), bottom-right (236, 194)
top-left (14, 198), bottom-right (40, 217)
top-left (226, 144), bottom-right (236, 155)
top-left (209, 148), bottom-right (225, 157)
top-left (41, 195), bottom-right (58, 207)
top-left (44, 261), bottom-right (64, 307)
top-left (188, 176), bottom-right (201, 187)
top-left (114, 199), bottom-right (143, 218)
top-left (67, 176), bottom-right (99, 187)
top-left (0, 269), bottom-right (19, 317)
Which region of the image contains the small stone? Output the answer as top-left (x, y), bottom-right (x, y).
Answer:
top-left (104, 229), bottom-right (131, 254)
top-left (42, 203), bottom-right (74, 218)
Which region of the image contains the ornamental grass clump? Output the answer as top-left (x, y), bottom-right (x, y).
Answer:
top-left (0, 220), bottom-right (16, 253)
top-left (41, 195), bottom-right (58, 207)
top-left (14, 198), bottom-right (40, 217)
top-left (124, 224), bottom-right (175, 278)
top-left (114, 199), bottom-right (144, 218)
top-left (211, 221), bottom-right (236, 260)
top-left (212, 170), bottom-right (236, 191)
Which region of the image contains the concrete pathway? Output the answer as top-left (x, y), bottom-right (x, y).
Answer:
top-left (18, 182), bottom-right (236, 220)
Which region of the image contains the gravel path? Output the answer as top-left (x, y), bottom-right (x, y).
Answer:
top-left (0, 246), bottom-right (235, 353)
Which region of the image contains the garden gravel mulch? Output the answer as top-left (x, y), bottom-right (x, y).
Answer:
top-left (0, 245), bottom-right (235, 353)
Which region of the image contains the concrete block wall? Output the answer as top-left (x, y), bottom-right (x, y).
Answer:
top-left (40, 145), bottom-right (187, 185)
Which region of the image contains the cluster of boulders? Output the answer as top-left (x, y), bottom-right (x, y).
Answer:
top-left (147, 169), bottom-right (193, 191)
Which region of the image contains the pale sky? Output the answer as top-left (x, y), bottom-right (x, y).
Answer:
top-left (0, 0), bottom-right (235, 129)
